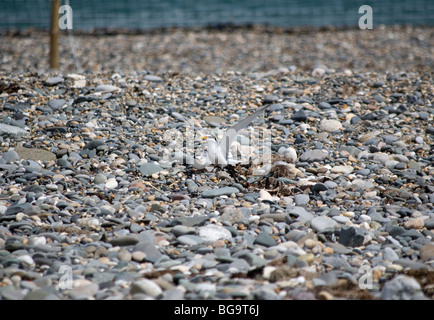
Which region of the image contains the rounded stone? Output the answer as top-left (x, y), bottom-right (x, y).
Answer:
top-left (198, 225), bottom-right (232, 242)
top-left (381, 275), bottom-right (427, 300)
top-left (130, 279), bottom-right (162, 297)
top-left (319, 119), bottom-right (342, 133)
top-left (110, 236), bottom-right (139, 247)
top-left (311, 216), bottom-right (338, 233)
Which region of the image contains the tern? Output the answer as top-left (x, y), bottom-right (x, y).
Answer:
top-left (191, 105), bottom-right (270, 169)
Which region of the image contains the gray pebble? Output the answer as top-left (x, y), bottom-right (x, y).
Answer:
top-left (381, 275), bottom-right (428, 300)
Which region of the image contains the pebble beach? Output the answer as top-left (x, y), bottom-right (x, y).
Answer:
top-left (0, 25), bottom-right (433, 300)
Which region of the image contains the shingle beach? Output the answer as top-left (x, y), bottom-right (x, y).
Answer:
top-left (0, 25), bottom-right (433, 300)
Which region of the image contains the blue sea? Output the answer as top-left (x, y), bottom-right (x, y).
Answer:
top-left (0, 0), bottom-right (433, 30)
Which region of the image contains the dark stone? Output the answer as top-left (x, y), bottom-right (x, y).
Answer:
top-left (291, 109), bottom-right (308, 122)
top-left (84, 139), bottom-right (106, 150)
top-left (312, 183), bottom-right (328, 192)
top-left (318, 102), bottom-right (332, 109)
top-left (263, 95), bottom-right (279, 104)
top-left (338, 227), bottom-right (364, 247)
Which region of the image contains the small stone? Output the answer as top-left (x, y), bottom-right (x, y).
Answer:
top-left (130, 279), bottom-right (162, 297)
top-left (198, 225), bottom-right (232, 242)
top-left (382, 247), bottom-right (400, 262)
top-left (311, 216), bottom-right (338, 233)
top-left (299, 149), bottom-right (328, 162)
top-left (254, 232), bottom-right (277, 247)
top-left (263, 95), bottom-right (279, 104)
top-left (331, 165), bottom-right (354, 174)
top-left (48, 99), bottom-right (66, 110)
top-left (45, 76), bottom-right (64, 86)
top-left (0, 124), bottom-right (28, 137)
top-left (139, 163), bottom-right (163, 176)
top-left (319, 119), bottom-right (342, 133)
top-left (110, 236), bottom-right (139, 247)
top-left (83, 139), bottom-right (106, 150)
top-left (15, 146), bottom-right (56, 162)
top-left (2, 149), bottom-right (20, 163)
top-left (291, 109), bottom-right (307, 122)
top-left (218, 208), bottom-right (244, 224)
top-left (177, 235), bottom-right (203, 246)
top-left (144, 75), bottom-right (163, 82)
top-left (424, 218), bottom-right (434, 229)
top-left (200, 187), bottom-right (239, 198)
top-left (105, 178), bottom-right (118, 189)
top-left (419, 243), bottom-right (434, 261)
top-left (404, 218), bottom-right (424, 230)
top-left (95, 84), bottom-right (120, 92)
top-left (118, 249), bottom-right (132, 261)
top-left (338, 227), bottom-right (364, 247)
top-left (312, 183), bottom-right (329, 192)
top-left (381, 275), bottom-right (427, 300)
top-left (94, 173), bottom-right (107, 185)
top-left (132, 251), bottom-right (146, 262)
top-left (294, 194), bottom-right (310, 206)
top-left (287, 206), bottom-right (314, 224)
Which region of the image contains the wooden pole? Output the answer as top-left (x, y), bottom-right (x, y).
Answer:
top-left (50, 0), bottom-right (60, 69)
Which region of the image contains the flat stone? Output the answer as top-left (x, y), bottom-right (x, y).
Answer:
top-left (95, 84), bottom-right (120, 92)
top-left (311, 216), bottom-right (338, 233)
top-left (109, 235), bottom-right (139, 247)
top-left (382, 247), bottom-right (400, 262)
top-left (203, 116), bottom-right (226, 125)
top-left (132, 251), bottom-right (147, 262)
top-left (419, 243), bottom-right (434, 262)
top-left (381, 275), bottom-right (427, 300)
top-left (200, 187), bottom-right (239, 198)
top-left (105, 178), bottom-right (118, 189)
top-left (263, 95), bottom-right (279, 103)
top-left (351, 179), bottom-right (375, 189)
top-left (133, 240), bottom-right (162, 262)
top-left (286, 206), bottom-right (314, 224)
top-left (254, 232), bottom-right (277, 247)
top-left (144, 75), bottom-right (163, 82)
top-left (198, 225), bottom-right (232, 242)
top-left (171, 225), bottom-right (196, 237)
top-left (291, 109), bottom-right (307, 122)
top-left (319, 119), bottom-right (342, 133)
top-left (218, 208), bottom-right (244, 224)
top-left (2, 149), bottom-right (20, 163)
top-left (0, 124), bottom-right (28, 137)
top-left (404, 218), bottom-right (425, 230)
top-left (94, 173), bottom-right (107, 185)
top-left (48, 99), bottom-right (66, 110)
top-left (130, 279), bottom-right (162, 297)
top-left (177, 235), bottom-right (203, 246)
top-left (424, 218), bottom-right (434, 229)
top-left (299, 149), bottom-right (328, 162)
top-left (294, 194), bottom-right (310, 206)
top-left (83, 139), bottom-right (106, 150)
top-left (139, 163), bottom-right (163, 176)
top-left (45, 76), bottom-right (64, 86)
top-left (331, 165), bottom-right (354, 174)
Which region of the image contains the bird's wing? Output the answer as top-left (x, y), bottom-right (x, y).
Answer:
top-left (218, 105), bottom-right (270, 161)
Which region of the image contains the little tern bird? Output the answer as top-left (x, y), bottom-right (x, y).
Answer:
top-left (192, 104), bottom-right (270, 169)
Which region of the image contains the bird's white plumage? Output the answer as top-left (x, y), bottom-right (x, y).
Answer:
top-left (191, 105), bottom-right (270, 168)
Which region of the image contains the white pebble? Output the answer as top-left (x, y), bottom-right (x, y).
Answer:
top-left (105, 178), bottom-right (118, 189)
